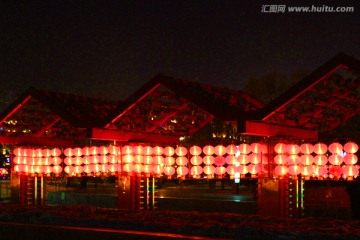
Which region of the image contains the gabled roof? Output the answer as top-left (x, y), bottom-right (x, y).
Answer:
top-left (0, 88), bottom-right (118, 141)
top-left (254, 53), bottom-right (360, 133)
top-left (104, 74), bottom-right (264, 137)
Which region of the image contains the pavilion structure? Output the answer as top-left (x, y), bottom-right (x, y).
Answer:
top-left (0, 53), bottom-right (359, 218)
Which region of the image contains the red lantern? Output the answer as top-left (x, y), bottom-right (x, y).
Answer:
top-left (238, 165), bottom-right (248, 175)
top-left (238, 155), bottom-right (249, 165)
top-left (13, 148), bottom-right (23, 156)
top-left (177, 166), bottom-right (189, 176)
top-left (215, 166), bottom-right (226, 175)
top-left (313, 166), bottom-right (328, 177)
top-left (251, 143), bottom-right (263, 154)
top-left (191, 166), bottom-right (203, 176)
top-left (226, 165), bottom-right (237, 175)
top-left (203, 145), bottom-right (214, 155)
top-left (121, 145), bottom-right (133, 155)
top-left (203, 156), bottom-right (214, 165)
top-left (132, 146), bottom-right (143, 155)
top-left (175, 146), bottom-right (187, 156)
top-left (176, 157), bottom-right (188, 165)
top-left (143, 146), bottom-right (153, 155)
top-left (344, 142), bottom-right (359, 154)
top-left (343, 165), bottom-right (359, 177)
top-left (99, 155), bottom-right (109, 164)
top-left (274, 143), bottom-right (287, 154)
top-left (301, 166), bottom-right (314, 176)
top-left (328, 154), bottom-right (344, 165)
top-left (274, 155), bottom-right (287, 165)
top-left (152, 165), bottom-right (163, 175)
top-left (214, 145), bottom-right (226, 156)
top-left (190, 156), bottom-right (203, 165)
top-left (82, 146), bottom-right (91, 156)
top-left (274, 165), bottom-right (288, 176)
top-left (344, 154), bottom-right (358, 165)
top-left (314, 155), bottom-right (328, 165)
top-left (52, 165), bottom-right (63, 174)
top-left (122, 164), bottom-right (133, 173)
top-left (313, 143), bottom-right (327, 155)
top-left (214, 156), bottom-right (225, 166)
top-left (91, 155), bottom-right (101, 164)
top-left (133, 155), bottom-right (143, 164)
top-left (98, 146), bottom-right (108, 155)
top-left (238, 143), bottom-right (251, 154)
top-left (226, 155), bottom-right (238, 165)
top-left (152, 156), bottom-right (164, 165)
top-left (300, 143), bottom-right (314, 154)
top-left (287, 155), bottom-right (300, 165)
top-left (163, 146), bottom-right (175, 156)
top-left (189, 146), bottom-right (202, 156)
top-left (134, 164), bottom-right (143, 173)
top-left (83, 156), bottom-right (92, 164)
top-left (89, 146), bottom-right (99, 155)
top-left (64, 148), bottom-right (74, 157)
top-left (288, 165), bottom-right (301, 176)
top-left (248, 164), bottom-right (260, 175)
top-left (226, 144), bottom-right (237, 155)
top-left (249, 153), bottom-right (261, 164)
top-left (328, 166), bottom-right (343, 178)
top-left (164, 157), bottom-right (175, 166)
top-left (153, 146), bottom-right (164, 155)
top-left (287, 144), bottom-right (300, 155)
top-left (143, 155), bottom-right (153, 164)
top-left (143, 165), bottom-right (152, 174)
top-left (122, 155), bottom-right (134, 164)
top-left (300, 155), bottom-right (314, 165)
top-left (163, 166), bottom-right (175, 176)
top-left (203, 165), bottom-right (215, 175)
top-left (107, 145), bottom-right (120, 155)
top-left (328, 142), bottom-right (343, 154)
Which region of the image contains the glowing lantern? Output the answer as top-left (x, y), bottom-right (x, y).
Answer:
top-left (153, 156), bottom-right (164, 165)
top-left (226, 155), bottom-right (238, 165)
top-left (14, 165), bottom-right (21, 172)
top-left (251, 143), bottom-right (263, 154)
top-left (287, 144), bottom-right (300, 155)
top-left (143, 165), bottom-right (153, 174)
top-left (287, 155), bottom-right (300, 165)
top-left (74, 166), bottom-right (84, 174)
top-left (328, 166), bottom-right (343, 178)
top-left (225, 144), bottom-right (237, 155)
top-left (300, 155), bottom-right (314, 165)
top-left (328, 142), bottom-right (343, 154)
top-left (99, 155), bottom-right (109, 164)
top-left (83, 165), bottom-right (91, 173)
top-left (73, 147), bottom-right (83, 157)
top-left (133, 155), bottom-right (143, 164)
top-left (203, 145), bottom-right (214, 155)
top-left (215, 166), bottom-right (226, 175)
top-left (64, 148), bottom-right (74, 157)
top-left (52, 165), bottom-right (63, 174)
top-left (344, 154), bottom-right (358, 165)
top-left (238, 155), bottom-right (249, 165)
top-left (122, 155), bottom-right (134, 164)
top-left (164, 157), bottom-right (175, 166)
top-left (51, 148), bottom-right (62, 157)
top-left (288, 165), bottom-right (301, 176)
top-left (238, 143), bottom-right (251, 154)
top-left (313, 166), bottom-right (328, 177)
top-left (214, 156), bottom-right (225, 166)
top-left (152, 165), bottom-right (163, 175)
top-left (314, 155), bottom-right (328, 165)
top-left (164, 166), bottom-right (175, 176)
top-left (189, 146), bottom-right (202, 156)
top-left (132, 146), bottom-right (143, 155)
top-left (203, 165), bottom-right (215, 175)
top-left (13, 148), bottom-right (23, 156)
top-left (163, 146), bottom-right (175, 156)
top-left (51, 157), bottom-right (62, 165)
top-left (274, 155), bottom-right (287, 165)
top-left (248, 164), bottom-right (260, 175)
top-left (176, 157), bottom-right (188, 165)
top-left (274, 165), bottom-right (288, 176)
top-left (122, 164), bottom-right (133, 173)
top-left (191, 166), bottom-right (203, 176)
top-left (82, 146), bottom-right (91, 156)
top-left (343, 165), bottom-right (359, 177)
top-left (35, 149), bottom-right (43, 157)
top-left (203, 156), bottom-right (215, 165)
top-left (175, 146), bottom-right (187, 156)
top-left (238, 165), bottom-right (248, 175)
top-left (300, 143), bottom-right (314, 154)
top-left (23, 165), bottom-right (29, 173)
top-left (122, 145), bottom-right (133, 155)
top-left (89, 146), bottom-right (99, 155)
top-left (143, 146), bottom-right (153, 155)
top-left (27, 149), bottom-right (36, 157)
top-left (190, 156), bottom-right (203, 165)
top-left (226, 165), bottom-right (237, 175)
top-left (91, 155), bottom-right (101, 164)
top-left (107, 145), bottom-right (120, 155)
top-left (83, 156), bottom-right (92, 164)
top-left (42, 149), bottom-right (52, 157)
top-left (328, 154), bottom-right (344, 165)
top-left (98, 146), bottom-right (108, 155)
top-left (313, 143), bottom-right (327, 155)
top-left (344, 142), bottom-right (359, 154)
top-left (44, 166), bottom-right (52, 174)
top-left (249, 153), bottom-right (261, 164)
top-left (41, 157), bottom-right (51, 166)
top-left (301, 166), bottom-right (314, 176)
top-left (214, 145), bottom-right (226, 156)
top-left (64, 166), bottom-right (74, 174)
top-left (177, 166), bottom-right (189, 176)
top-left (153, 146), bottom-right (164, 155)
top-left (143, 155), bottom-right (153, 164)
top-left (274, 143), bottom-right (287, 154)
top-left (134, 164), bottom-right (143, 173)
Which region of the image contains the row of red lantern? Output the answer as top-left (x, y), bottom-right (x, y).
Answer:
top-left (274, 142), bottom-right (358, 155)
top-left (14, 162), bottom-right (264, 176)
top-left (274, 153), bottom-right (358, 166)
top-left (13, 156), bottom-right (62, 165)
top-left (13, 148), bottom-right (61, 157)
top-left (274, 165), bottom-right (359, 178)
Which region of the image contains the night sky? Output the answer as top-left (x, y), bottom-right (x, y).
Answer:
top-left (2, 1), bottom-right (360, 103)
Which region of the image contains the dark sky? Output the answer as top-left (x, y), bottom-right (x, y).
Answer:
top-left (2, 0), bottom-right (360, 102)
